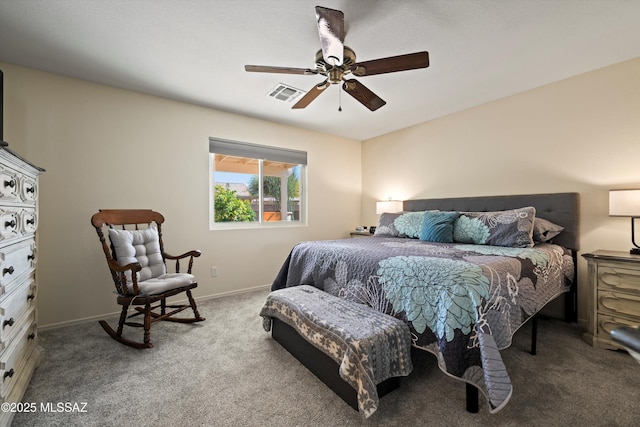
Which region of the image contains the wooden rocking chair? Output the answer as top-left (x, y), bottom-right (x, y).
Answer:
top-left (91, 209), bottom-right (205, 349)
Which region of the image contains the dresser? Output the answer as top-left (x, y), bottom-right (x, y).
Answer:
top-left (582, 250), bottom-right (640, 350)
top-left (0, 142), bottom-right (44, 427)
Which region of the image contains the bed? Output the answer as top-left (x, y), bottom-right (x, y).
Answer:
top-left (270, 192), bottom-right (579, 413)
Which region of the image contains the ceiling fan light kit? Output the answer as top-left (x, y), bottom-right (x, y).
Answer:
top-left (245, 6), bottom-right (429, 112)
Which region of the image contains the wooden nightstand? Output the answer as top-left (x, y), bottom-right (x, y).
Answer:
top-left (582, 250), bottom-right (640, 350)
top-left (350, 232), bottom-right (374, 238)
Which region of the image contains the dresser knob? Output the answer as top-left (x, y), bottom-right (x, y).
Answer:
top-left (28, 333), bottom-right (35, 340)
top-left (3, 369), bottom-right (14, 380)
top-left (26, 186), bottom-right (35, 194)
top-left (4, 219), bottom-right (15, 228)
top-left (2, 266), bottom-right (14, 276)
top-left (3, 318), bottom-right (14, 328)
top-left (3, 179), bottom-right (15, 188)
top-left (27, 217), bottom-right (35, 225)
top-left (27, 253), bottom-right (35, 261)
top-left (27, 293), bottom-right (35, 301)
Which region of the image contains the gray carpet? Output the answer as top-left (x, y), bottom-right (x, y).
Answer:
top-left (13, 288), bottom-right (640, 426)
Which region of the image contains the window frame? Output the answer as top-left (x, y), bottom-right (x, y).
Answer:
top-left (209, 138), bottom-right (307, 230)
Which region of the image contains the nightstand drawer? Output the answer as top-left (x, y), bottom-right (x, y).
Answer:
top-left (597, 290), bottom-right (640, 319)
top-left (597, 313), bottom-right (639, 344)
top-left (597, 265), bottom-right (640, 295)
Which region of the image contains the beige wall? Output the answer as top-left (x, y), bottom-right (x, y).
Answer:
top-left (362, 57), bottom-right (640, 326)
top-left (1, 62), bottom-right (362, 327)
top-left (3, 57), bottom-right (639, 328)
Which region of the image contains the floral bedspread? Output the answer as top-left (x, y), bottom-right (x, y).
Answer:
top-left (271, 237), bottom-right (574, 412)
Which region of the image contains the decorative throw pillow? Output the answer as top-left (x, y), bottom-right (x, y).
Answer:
top-left (419, 211), bottom-right (460, 243)
top-left (108, 226), bottom-right (166, 282)
top-left (374, 212), bottom-right (404, 237)
top-left (394, 211), bottom-right (426, 239)
top-left (533, 217), bottom-right (564, 243)
top-left (453, 207), bottom-right (536, 248)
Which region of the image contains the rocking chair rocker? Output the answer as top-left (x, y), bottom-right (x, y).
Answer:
top-left (91, 209), bottom-right (205, 349)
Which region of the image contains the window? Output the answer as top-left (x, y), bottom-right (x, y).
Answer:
top-left (209, 138), bottom-right (307, 228)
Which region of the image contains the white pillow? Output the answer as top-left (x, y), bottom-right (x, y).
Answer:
top-left (108, 226), bottom-right (166, 282)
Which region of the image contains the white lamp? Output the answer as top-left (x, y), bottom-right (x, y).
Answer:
top-left (609, 189), bottom-right (640, 255)
top-left (376, 200), bottom-right (403, 214)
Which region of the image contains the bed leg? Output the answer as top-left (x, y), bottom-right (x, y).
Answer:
top-left (465, 383), bottom-right (479, 413)
top-left (564, 252), bottom-right (578, 323)
top-left (531, 314), bottom-right (538, 356)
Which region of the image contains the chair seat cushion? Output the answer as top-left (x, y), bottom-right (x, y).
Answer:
top-left (128, 273), bottom-right (196, 295)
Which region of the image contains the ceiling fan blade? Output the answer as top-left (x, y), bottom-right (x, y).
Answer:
top-left (342, 79), bottom-right (386, 111)
top-left (245, 65), bottom-right (317, 75)
top-left (351, 51), bottom-right (429, 77)
top-left (315, 6), bottom-right (345, 66)
top-left (292, 80), bottom-right (329, 109)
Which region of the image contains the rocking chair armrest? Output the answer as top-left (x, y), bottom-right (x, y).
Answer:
top-left (107, 258), bottom-right (142, 274)
top-left (106, 259), bottom-right (142, 295)
top-left (164, 250), bottom-right (202, 260)
top-left (163, 250), bottom-right (201, 274)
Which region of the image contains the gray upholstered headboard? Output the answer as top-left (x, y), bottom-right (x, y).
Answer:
top-left (403, 192), bottom-right (580, 251)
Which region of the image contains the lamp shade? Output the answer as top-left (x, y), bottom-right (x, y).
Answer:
top-left (376, 200), bottom-right (403, 214)
top-left (609, 190), bottom-right (640, 217)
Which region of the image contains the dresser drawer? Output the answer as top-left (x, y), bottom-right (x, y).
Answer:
top-left (0, 281), bottom-right (36, 348)
top-left (0, 240), bottom-right (36, 292)
top-left (0, 209), bottom-right (20, 243)
top-left (0, 208), bottom-right (37, 245)
top-left (597, 265), bottom-right (640, 295)
top-left (0, 166), bottom-right (21, 203)
top-left (0, 320), bottom-right (37, 399)
top-left (597, 289), bottom-right (640, 320)
top-left (19, 176), bottom-right (38, 204)
top-left (0, 164), bottom-right (38, 206)
top-left (18, 208), bottom-right (38, 235)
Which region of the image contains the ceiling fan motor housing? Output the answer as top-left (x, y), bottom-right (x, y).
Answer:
top-left (315, 47), bottom-right (356, 84)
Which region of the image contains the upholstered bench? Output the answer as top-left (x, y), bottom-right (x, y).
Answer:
top-left (260, 285), bottom-right (413, 418)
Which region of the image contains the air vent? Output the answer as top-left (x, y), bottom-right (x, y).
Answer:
top-left (267, 83), bottom-right (305, 102)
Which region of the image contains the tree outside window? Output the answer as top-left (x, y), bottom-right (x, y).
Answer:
top-left (209, 138), bottom-right (306, 228)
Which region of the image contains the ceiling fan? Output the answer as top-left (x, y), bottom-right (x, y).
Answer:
top-left (245, 6), bottom-right (430, 112)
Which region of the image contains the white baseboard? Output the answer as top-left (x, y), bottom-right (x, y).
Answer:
top-left (38, 283), bottom-right (272, 331)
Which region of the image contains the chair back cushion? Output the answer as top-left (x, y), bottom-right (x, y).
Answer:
top-left (108, 226), bottom-right (166, 281)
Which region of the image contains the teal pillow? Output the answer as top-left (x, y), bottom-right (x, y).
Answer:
top-left (419, 211), bottom-right (460, 243)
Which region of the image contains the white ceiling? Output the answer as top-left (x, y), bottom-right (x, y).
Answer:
top-left (1, 0), bottom-right (639, 141)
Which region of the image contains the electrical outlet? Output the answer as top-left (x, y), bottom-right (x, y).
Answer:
top-left (211, 266), bottom-right (218, 277)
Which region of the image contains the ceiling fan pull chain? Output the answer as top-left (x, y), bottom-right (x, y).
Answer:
top-left (338, 86), bottom-right (342, 112)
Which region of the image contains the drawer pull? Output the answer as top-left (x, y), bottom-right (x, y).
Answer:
top-left (26, 217), bottom-right (35, 225)
top-left (3, 369), bottom-right (14, 380)
top-left (2, 266), bottom-right (14, 276)
top-left (27, 253), bottom-right (35, 261)
top-left (27, 293), bottom-right (35, 301)
top-left (28, 333), bottom-right (35, 340)
top-left (26, 186), bottom-right (35, 194)
top-left (3, 318), bottom-right (14, 328)
top-left (4, 219), bottom-right (15, 228)
top-left (4, 179), bottom-right (15, 188)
